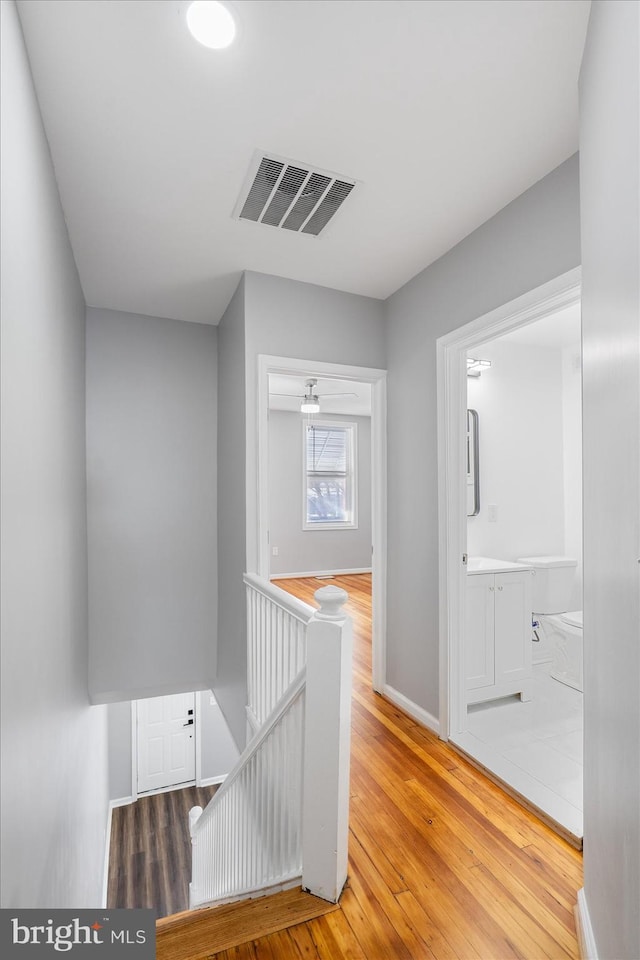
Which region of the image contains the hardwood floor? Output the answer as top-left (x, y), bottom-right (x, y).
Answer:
top-left (107, 783), bottom-right (218, 917)
top-left (215, 572), bottom-right (582, 960)
top-left (115, 572), bottom-right (583, 957)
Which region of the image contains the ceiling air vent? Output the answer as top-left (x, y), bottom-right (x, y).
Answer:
top-left (233, 153), bottom-right (356, 237)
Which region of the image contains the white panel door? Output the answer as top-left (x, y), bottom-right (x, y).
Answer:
top-left (136, 692), bottom-right (196, 794)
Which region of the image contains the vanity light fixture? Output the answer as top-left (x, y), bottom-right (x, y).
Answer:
top-left (186, 1), bottom-right (236, 49)
top-left (467, 358), bottom-right (492, 378)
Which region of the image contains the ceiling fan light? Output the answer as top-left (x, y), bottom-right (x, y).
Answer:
top-left (300, 396), bottom-right (320, 413)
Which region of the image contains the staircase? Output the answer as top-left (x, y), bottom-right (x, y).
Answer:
top-left (187, 574), bottom-right (353, 915)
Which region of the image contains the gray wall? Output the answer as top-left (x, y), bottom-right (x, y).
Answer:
top-left (215, 278), bottom-right (248, 748)
top-left (385, 154), bottom-right (581, 714)
top-left (0, 0), bottom-right (109, 907)
top-left (579, 2), bottom-right (640, 957)
top-left (86, 308), bottom-right (217, 703)
top-left (108, 702), bottom-right (133, 802)
top-left (215, 272), bottom-right (385, 748)
top-left (244, 271), bottom-right (386, 576)
top-left (198, 692), bottom-right (240, 782)
top-left (269, 411), bottom-right (372, 577)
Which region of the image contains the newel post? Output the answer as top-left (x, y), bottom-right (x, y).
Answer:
top-left (301, 585), bottom-right (353, 903)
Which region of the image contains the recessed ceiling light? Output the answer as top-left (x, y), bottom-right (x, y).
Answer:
top-left (186, 1), bottom-right (236, 50)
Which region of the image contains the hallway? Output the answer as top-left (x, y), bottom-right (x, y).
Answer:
top-left (249, 573), bottom-right (584, 960)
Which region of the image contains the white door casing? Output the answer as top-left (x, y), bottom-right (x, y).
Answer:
top-left (136, 692), bottom-right (196, 794)
top-left (256, 355), bottom-right (387, 693)
top-left (437, 267), bottom-right (581, 738)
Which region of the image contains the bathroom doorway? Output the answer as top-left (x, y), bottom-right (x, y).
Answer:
top-left (437, 267), bottom-right (583, 844)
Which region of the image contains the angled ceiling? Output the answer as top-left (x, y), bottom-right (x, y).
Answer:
top-left (17, 0), bottom-right (590, 325)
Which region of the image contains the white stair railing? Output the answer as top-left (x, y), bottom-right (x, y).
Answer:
top-left (244, 573), bottom-right (314, 731)
top-left (189, 579), bottom-right (353, 909)
top-left (189, 670), bottom-right (306, 908)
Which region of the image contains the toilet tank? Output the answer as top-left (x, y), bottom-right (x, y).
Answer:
top-left (516, 556), bottom-right (578, 614)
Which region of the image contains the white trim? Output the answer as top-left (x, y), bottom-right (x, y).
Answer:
top-left (302, 419), bottom-right (358, 531)
top-left (195, 691), bottom-right (203, 785)
top-left (436, 267), bottom-right (581, 740)
top-left (102, 804), bottom-right (113, 908)
top-left (110, 795), bottom-right (135, 808)
top-left (199, 774), bottom-right (228, 788)
top-left (575, 888), bottom-right (599, 960)
top-left (257, 355), bottom-right (387, 694)
top-left (270, 567), bottom-right (372, 580)
top-left (131, 700), bottom-right (138, 803)
top-left (383, 684), bottom-right (440, 736)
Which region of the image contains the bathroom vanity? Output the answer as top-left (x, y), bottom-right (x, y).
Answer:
top-left (465, 557), bottom-right (533, 705)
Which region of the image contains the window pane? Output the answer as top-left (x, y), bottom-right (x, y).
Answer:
top-left (306, 426), bottom-right (347, 473)
top-left (306, 477), bottom-right (349, 523)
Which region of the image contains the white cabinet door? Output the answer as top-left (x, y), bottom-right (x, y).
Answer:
top-left (465, 568), bottom-right (532, 705)
top-left (465, 573), bottom-right (495, 691)
top-left (136, 692), bottom-right (196, 794)
top-left (494, 570), bottom-right (532, 686)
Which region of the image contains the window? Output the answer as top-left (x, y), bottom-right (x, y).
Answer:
top-left (303, 421), bottom-right (357, 530)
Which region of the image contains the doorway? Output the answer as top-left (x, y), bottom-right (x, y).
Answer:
top-left (135, 692), bottom-right (196, 794)
top-left (437, 266), bottom-right (583, 842)
top-left (257, 355), bottom-right (387, 692)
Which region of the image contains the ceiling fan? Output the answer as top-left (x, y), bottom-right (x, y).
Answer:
top-left (269, 378), bottom-right (358, 413)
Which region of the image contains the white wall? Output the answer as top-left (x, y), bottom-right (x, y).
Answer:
top-left (385, 154), bottom-right (581, 717)
top-left (579, 2), bottom-right (640, 958)
top-left (0, 0), bottom-right (109, 908)
top-left (467, 335), bottom-right (583, 611)
top-left (467, 340), bottom-right (566, 561)
top-left (269, 411), bottom-right (372, 577)
top-left (562, 344), bottom-right (583, 610)
top-left (86, 307), bottom-right (218, 704)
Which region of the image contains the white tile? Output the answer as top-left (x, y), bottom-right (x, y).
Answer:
top-left (463, 663), bottom-right (584, 829)
top-left (542, 728), bottom-right (584, 765)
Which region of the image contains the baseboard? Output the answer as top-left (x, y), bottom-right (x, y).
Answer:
top-left (382, 684), bottom-right (440, 735)
top-left (575, 888), bottom-right (599, 960)
top-left (110, 795), bottom-right (134, 808)
top-left (198, 774), bottom-right (227, 788)
top-left (270, 567), bottom-right (372, 580)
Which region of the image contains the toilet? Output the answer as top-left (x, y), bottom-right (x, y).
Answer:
top-left (516, 555), bottom-right (583, 692)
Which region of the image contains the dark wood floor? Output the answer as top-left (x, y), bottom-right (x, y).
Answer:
top-left (107, 783), bottom-right (218, 917)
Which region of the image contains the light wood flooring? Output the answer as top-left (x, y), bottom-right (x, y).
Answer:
top-left (215, 573), bottom-right (583, 960)
top-left (113, 572), bottom-right (583, 957)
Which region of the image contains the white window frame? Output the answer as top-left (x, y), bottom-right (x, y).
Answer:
top-left (302, 419), bottom-right (358, 531)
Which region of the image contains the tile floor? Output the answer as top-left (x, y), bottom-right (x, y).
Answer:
top-left (458, 663), bottom-right (584, 840)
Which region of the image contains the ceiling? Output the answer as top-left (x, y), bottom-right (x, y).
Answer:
top-left (17, 0), bottom-right (590, 326)
top-left (269, 375), bottom-right (371, 416)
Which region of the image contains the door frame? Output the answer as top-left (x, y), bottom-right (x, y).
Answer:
top-left (256, 354), bottom-right (388, 692)
top-left (131, 691), bottom-right (202, 801)
top-left (436, 266), bottom-right (581, 739)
